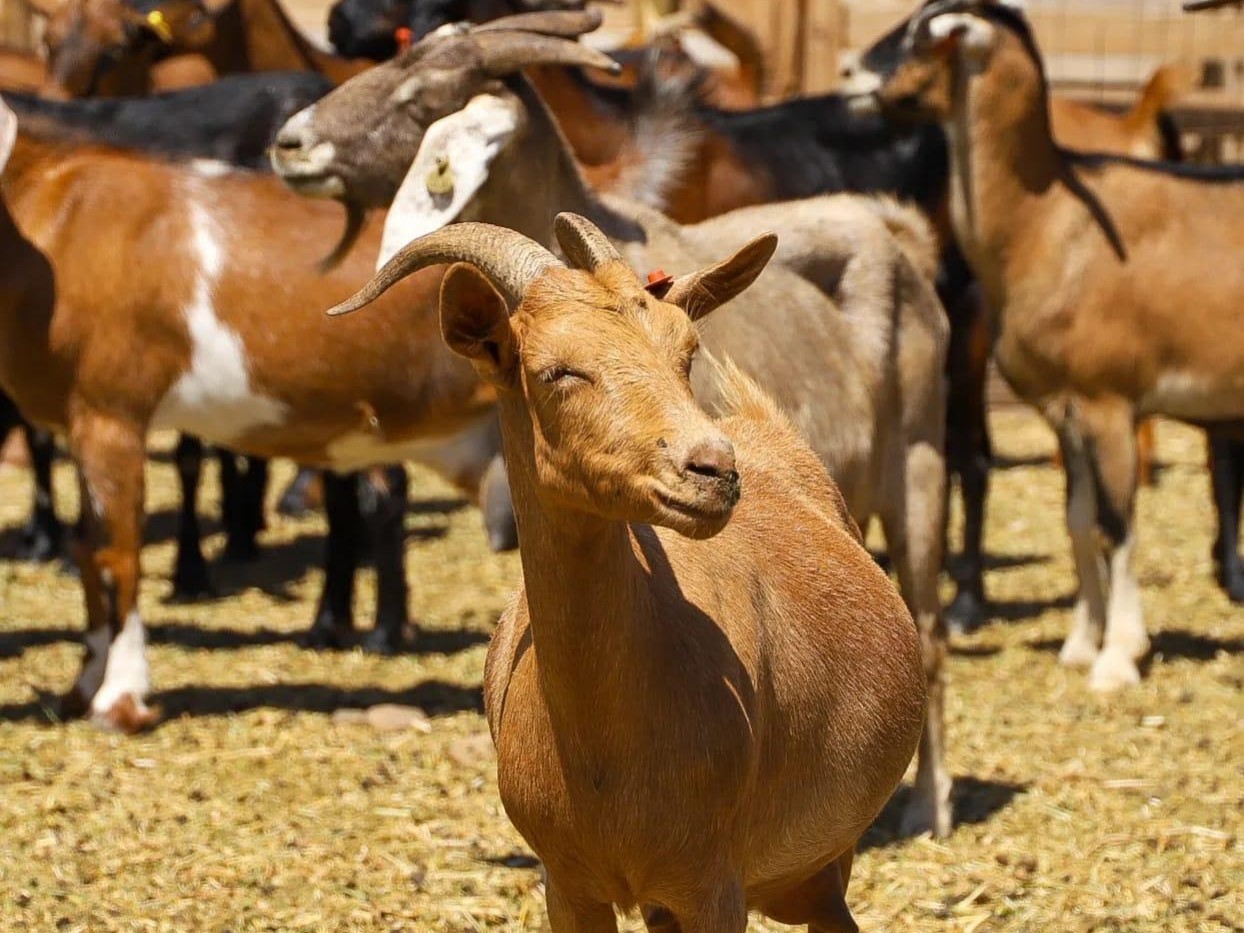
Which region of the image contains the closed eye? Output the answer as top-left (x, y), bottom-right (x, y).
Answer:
top-left (539, 365), bottom-right (592, 387)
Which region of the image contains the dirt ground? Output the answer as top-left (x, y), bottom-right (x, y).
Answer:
top-left (0, 410), bottom-right (1240, 932)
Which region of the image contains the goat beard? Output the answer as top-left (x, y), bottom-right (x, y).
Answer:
top-left (317, 200), bottom-right (368, 273)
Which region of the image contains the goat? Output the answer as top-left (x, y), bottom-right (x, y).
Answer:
top-left (5, 71), bottom-right (332, 168)
top-left (0, 71), bottom-right (332, 593)
top-left (273, 11), bottom-right (954, 836)
top-left (34, 0), bottom-right (371, 98)
top-left (0, 60), bottom-right (642, 725)
top-left (858, 0), bottom-right (1244, 690)
top-left (329, 214), bottom-right (926, 931)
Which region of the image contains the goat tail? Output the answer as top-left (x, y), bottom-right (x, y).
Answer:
top-left (862, 196), bottom-right (940, 283)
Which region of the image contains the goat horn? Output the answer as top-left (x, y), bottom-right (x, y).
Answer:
top-left (326, 223), bottom-right (560, 317)
top-left (554, 212), bottom-right (623, 272)
top-left (472, 9), bottom-right (603, 39)
top-left (475, 32), bottom-right (622, 77)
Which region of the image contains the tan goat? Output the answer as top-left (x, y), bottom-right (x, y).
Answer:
top-left (330, 215), bottom-right (927, 932)
top-left (861, 0), bottom-right (1244, 691)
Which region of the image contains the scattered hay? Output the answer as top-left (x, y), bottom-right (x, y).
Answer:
top-left (0, 412), bottom-right (1240, 931)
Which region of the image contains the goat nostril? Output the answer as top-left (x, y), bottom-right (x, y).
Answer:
top-left (274, 130), bottom-right (307, 152)
top-left (682, 437), bottom-right (737, 482)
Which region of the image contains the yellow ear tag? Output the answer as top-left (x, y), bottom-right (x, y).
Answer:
top-left (425, 155), bottom-right (455, 196)
top-left (145, 10), bottom-right (175, 42)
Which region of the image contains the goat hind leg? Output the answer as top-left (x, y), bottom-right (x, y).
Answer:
top-left (882, 438), bottom-right (952, 838)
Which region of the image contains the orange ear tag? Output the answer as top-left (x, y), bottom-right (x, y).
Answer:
top-left (395, 27), bottom-right (413, 51)
top-left (645, 269), bottom-right (674, 298)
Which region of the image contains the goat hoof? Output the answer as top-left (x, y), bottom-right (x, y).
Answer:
top-left (1057, 632), bottom-right (1099, 669)
top-left (305, 619), bottom-right (351, 650)
top-left (361, 626), bottom-right (410, 655)
top-left (89, 694), bottom-right (160, 734)
top-left (170, 563), bottom-right (215, 601)
top-left (899, 793), bottom-right (954, 839)
top-left (1088, 650), bottom-right (1141, 693)
top-left (945, 589), bottom-right (985, 636)
top-left (1214, 563), bottom-right (1244, 604)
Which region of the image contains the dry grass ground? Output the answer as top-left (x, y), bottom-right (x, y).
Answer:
top-left (0, 411), bottom-right (1240, 932)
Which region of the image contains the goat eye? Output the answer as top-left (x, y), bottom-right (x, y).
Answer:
top-left (540, 366), bottom-right (589, 387)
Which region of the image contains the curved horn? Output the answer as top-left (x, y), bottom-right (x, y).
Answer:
top-left (475, 32), bottom-right (621, 77)
top-left (554, 212), bottom-right (623, 272)
top-left (472, 9), bottom-right (603, 39)
top-left (327, 223), bottom-right (560, 317)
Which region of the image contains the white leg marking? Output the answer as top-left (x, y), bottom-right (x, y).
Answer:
top-left (90, 611), bottom-right (151, 716)
top-left (1090, 533), bottom-right (1147, 692)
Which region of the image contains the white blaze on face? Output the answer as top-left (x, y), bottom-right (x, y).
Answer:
top-left (378, 93), bottom-right (522, 269)
top-left (151, 196), bottom-right (289, 443)
top-left (90, 611), bottom-right (151, 717)
top-left (0, 100), bottom-right (16, 173)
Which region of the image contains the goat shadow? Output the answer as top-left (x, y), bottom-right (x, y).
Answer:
top-left (0, 677), bottom-right (484, 726)
top-left (1029, 627), bottom-right (1244, 664)
top-left (861, 775), bottom-right (1027, 850)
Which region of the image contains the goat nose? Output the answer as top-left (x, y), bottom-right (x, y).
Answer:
top-left (682, 436), bottom-right (738, 484)
top-left (274, 124), bottom-right (311, 153)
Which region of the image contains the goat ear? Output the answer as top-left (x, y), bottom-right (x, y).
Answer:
top-left (440, 263), bottom-right (517, 387)
top-left (663, 233), bottom-right (778, 322)
top-left (377, 92), bottom-right (523, 269)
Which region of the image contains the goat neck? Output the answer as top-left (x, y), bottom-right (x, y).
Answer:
top-left (495, 398), bottom-right (652, 742)
top-left (941, 29), bottom-right (1060, 301)
top-left (465, 77), bottom-right (642, 251)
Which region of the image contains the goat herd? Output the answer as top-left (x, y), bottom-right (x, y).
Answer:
top-left (0, 0), bottom-right (1240, 928)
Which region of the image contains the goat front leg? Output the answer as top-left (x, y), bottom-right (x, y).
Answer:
top-left (358, 465), bottom-right (412, 655)
top-left (1208, 432), bottom-right (1244, 603)
top-left (1054, 414), bottom-right (1109, 670)
top-left (220, 451), bottom-right (268, 562)
top-left (1081, 401), bottom-right (1146, 692)
top-left (944, 288), bottom-right (992, 633)
top-left (307, 470), bottom-right (361, 649)
top-left (20, 422), bottom-right (64, 563)
top-left (171, 434), bottom-right (213, 599)
top-left (545, 878), bottom-right (618, 933)
top-left (63, 409), bottom-right (157, 733)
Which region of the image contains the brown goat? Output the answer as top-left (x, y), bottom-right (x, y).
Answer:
top-left (866, 0), bottom-right (1244, 691)
top-left (35, 0), bottom-right (370, 98)
top-left (0, 104), bottom-right (519, 729)
top-left (330, 215), bottom-right (926, 932)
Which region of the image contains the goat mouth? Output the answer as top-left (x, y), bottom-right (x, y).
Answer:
top-left (277, 171), bottom-right (347, 199)
top-left (651, 486), bottom-right (735, 523)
